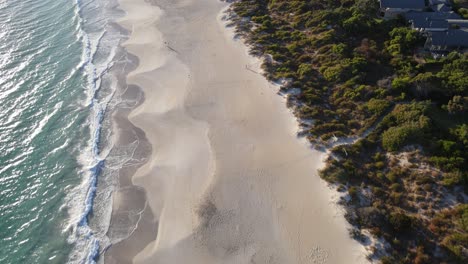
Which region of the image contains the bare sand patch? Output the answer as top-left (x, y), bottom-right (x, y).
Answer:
top-left (107, 0), bottom-right (369, 263)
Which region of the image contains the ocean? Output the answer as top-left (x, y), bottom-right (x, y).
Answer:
top-left (0, 0), bottom-right (128, 263)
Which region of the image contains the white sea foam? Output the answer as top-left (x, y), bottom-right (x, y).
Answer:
top-left (64, 0), bottom-right (123, 263)
top-left (0, 0), bottom-right (127, 263)
top-left (61, 0), bottom-right (136, 262)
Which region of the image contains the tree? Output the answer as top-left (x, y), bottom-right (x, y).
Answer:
top-left (437, 54), bottom-right (468, 95)
top-left (386, 27), bottom-right (422, 56)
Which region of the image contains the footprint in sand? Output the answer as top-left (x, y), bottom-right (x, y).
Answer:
top-left (305, 245), bottom-right (329, 264)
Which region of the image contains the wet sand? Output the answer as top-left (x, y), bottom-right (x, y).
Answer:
top-left (105, 0), bottom-right (369, 263)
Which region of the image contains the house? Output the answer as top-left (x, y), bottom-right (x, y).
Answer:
top-left (378, 0), bottom-right (468, 52)
top-left (380, 0), bottom-right (426, 17)
top-left (426, 29), bottom-right (468, 51)
top-left (404, 11), bottom-right (460, 32)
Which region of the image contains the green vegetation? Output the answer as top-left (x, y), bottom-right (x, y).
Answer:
top-left (379, 102), bottom-right (431, 152)
top-left (454, 0), bottom-right (468, 19)
top-left (431, 205), bottom-right (468, 261)
top-left (229, 0), bottom-right (467, 262)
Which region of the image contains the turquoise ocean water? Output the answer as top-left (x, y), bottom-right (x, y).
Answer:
top-left (0, 0), bottom-right (126, 262)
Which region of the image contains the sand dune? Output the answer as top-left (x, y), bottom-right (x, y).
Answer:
top-left (106, 0), bottom-right (369, 263)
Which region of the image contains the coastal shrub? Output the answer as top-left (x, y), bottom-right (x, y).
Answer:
top-left (390, 183), bottom-right (401, 191)
top-left (437, 140), bottom-right (457, 156)
top-left (458, 8), bottom-right (468, 19)
top-left (319, 166), bottom-right (347, 183)
top-left (355, 0), bottom-right (379, 14)
top-left (391, 76), bottom-right (411, 91)
top-left (380, 256), bottom-right (395, 264)
top-left (343, 85), bottom-right (365, 100)
top-left (423, 183), bottom-right (432, 192)
top-left (231, 0), bottom-right (468, 261)
top-left (232, 1), bottom-right (266, 18)
top-left (342, 13), bottom-right (367, 34)
top-left (458, 205), bottom-right (468, 231)
top-left (414, 174), bottom-right (434, 185)
top-left (321, 56), bottom-right (368, 83)
top-left (349, 56), bottom-right (368, 75)
top-left (373, 152), bottom-right (385, 161)
top-left (366, 98), bottom-right (391, 116)
top-left (382, 124), bottom-right (420, 152)
top-left (394, 102), bottom-right (430, 123)
top-left (443, 170), bottom-right (467, 187)
top-left (411, 72), bottom-right (438, 97)
top-left (386, 171), bottom-right (398, 183)
top-left (446, 96), bottom-right (468, 114)
top-left (331, 43), bottom-right (348, 56)
top-left (343, 160), bottom-right (356, 174)
top-left (389, 192), bottom-right (403, 204)
top-left (297, 63), bottom-right (315, 80)
top-left (429, 156), bottom-right (465, 171)
top-left (314, 122), bottom-right (347, 134)
top-left (348, 186), bottom-right (358, 199)
top-left (437, 53), bottom-right (468, 95)
top-left (414, 245), bottom-right (430, 264)
top-left (450, 124), bottom-right (468, 146)
top-left (441, 233), bottom-right (468, 260)
top-left (386, 27), bottom-right (422, 56)
top-left (354, 38), bottom-right (378, 61)
top-left (372, 186), bottom-right (386, 197)
top-left (374, 161), bottom-right (385, 170)
top-left (251, 15), bottom-right (268, 24)
top-left (433, 204), bottom-right (468, 233)
top-left (357, 207), bottom-right (385, 227)
top-left (376, 172), bottom-right (385, 181)
top-left (389, 212), bottom-right (412, 232)
top-left (391, 237), bottom-right (401, 247)
top-left (347, 119), bottom-right (361, 129)
top-left (321, 64), bottom-right (345, 82)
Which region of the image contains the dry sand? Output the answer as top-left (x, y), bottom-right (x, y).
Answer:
top-left (106, 0), bottom-right (369, 263)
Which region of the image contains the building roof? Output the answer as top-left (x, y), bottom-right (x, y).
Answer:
top-left (433, 3), bottom-right (452, 12)
top-left (447, 19), bottom-right (468, 28)
top-left (429, 29), bottom-right (468, 47)
top-left (428, 0), bottom-right (451, 6)
top-left (380, 0), bottom-right (426, 9)
top-left (405, 11), bottom-right (460, 29)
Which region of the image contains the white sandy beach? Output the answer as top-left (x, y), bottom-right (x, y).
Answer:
top-left (107, 0), bottom-right (369, 263)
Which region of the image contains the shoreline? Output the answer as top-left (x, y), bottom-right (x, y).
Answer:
top-left (105, 0), bottom-right (369, 263)
top-left (101, 3), bottom-right (156, 264)
top-left (95, 2), bottom-right (156, 263)
top-left (103, 77), bottom-right (156, 263)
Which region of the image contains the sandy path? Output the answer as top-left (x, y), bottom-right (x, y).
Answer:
top-left (108, 0), bottom-right (369, 263)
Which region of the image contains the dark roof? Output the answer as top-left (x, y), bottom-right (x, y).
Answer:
top-left (433, 3), bottom-right (452, 12)
top-left (380, 0), bottom-right (426, 9)
top-left (405, 11), bottom-right (460, 29)
top-left (428, 0), bottom-right (451, 6)
top-left (447, 19), bottom-right (468, 28)
top-left (429, 29), bottom-right (468, 47)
